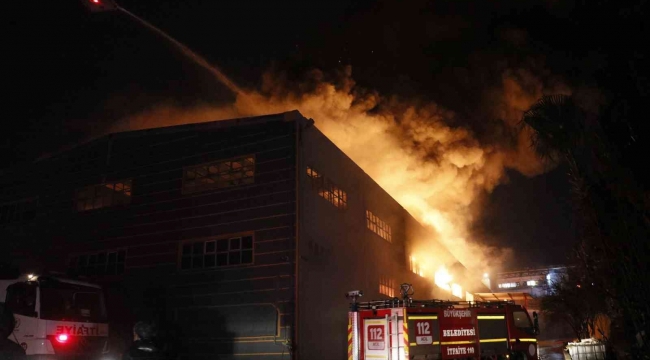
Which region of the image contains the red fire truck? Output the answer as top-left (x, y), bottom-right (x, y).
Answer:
top-left (346, 284), bottom-right (539, 360)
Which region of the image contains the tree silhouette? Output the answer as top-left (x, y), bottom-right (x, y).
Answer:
top-left (522, 94), bottom-right (650, 356)
top-left (541, 267), bottom-right (606, 341)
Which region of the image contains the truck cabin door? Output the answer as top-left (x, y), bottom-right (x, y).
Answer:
top-left (5, 282), bottom-right (39, 343)
top-left (509, 309), bottom-right (538, 359)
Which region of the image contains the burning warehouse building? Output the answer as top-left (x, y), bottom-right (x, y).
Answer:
top-left (0, 111), bottom-right (483, 359)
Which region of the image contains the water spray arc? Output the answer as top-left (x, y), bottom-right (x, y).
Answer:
top-left (102, 1), bottom-right (245, 96)
top-left (92, 0), bottom-right (553, 294)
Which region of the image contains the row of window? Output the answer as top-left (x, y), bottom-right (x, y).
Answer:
top-left (67, 247), bottom-right (406, 303)
top-left (68, 249), bottom-right (127, 276)
top-left (76, 180), bottom-right (132, 212)
top-left (498, 282), bottom-right (517, 289)
top-left (180, 235), bottom-right (254, 270)
top-left (306, 167), bottom-right (393, 243)
top-left (66, 234), bottom-right (255, 275)
top-left (0, 198), bottom-right (37, 225)
top-left (72, 155), bottom-right (256, 212)
top-left (4, 161), bottom-right (394, 249)
top-left (0, 156), bottom-right (254, 219)
top-left (497, 280), bottom-right (540, 289)
top-left (379, 276), bottom-right (396, 297)
top-left (306, 166), bottom-right (348, 210)
top-left (366, 210), bottom-right (392, 242)
top-left (3, 156), bottom-right (256, 217)
top-left (183, 156), bottom-right (255, 194)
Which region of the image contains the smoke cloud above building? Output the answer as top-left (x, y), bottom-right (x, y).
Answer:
top-left (108, 64), bottom-right (570, 278)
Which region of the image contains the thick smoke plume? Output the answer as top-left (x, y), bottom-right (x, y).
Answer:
top-left (109, 65), bottom-right (569, 282)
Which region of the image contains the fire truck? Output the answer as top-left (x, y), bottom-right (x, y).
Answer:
top-left (0, 273), bottom-right (110, 359)
top-left (346, 284), bottom-right (540, 360)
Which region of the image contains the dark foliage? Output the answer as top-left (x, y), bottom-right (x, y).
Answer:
top-left (523, 91), bottom-right (650, 357)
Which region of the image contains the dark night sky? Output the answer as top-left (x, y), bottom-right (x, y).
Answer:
top-left (4, 0), bottom-right (646, 270)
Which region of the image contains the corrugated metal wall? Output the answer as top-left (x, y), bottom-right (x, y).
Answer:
top-left (0, 117), bottom-right (297, 359)
top-left (1, 113), bottom-right (471, 360)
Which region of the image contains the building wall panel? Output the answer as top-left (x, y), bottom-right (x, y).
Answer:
top-left (0, 116), bottom-right (298, 360)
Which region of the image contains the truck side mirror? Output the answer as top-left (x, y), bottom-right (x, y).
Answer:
top-left (533, 311), bottom-right (540, 334)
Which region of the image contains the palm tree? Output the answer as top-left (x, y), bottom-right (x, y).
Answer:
top-left (521, 94), bottom-right (584, 163)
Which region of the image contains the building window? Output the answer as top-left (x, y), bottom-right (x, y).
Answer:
top-left (183, 156), bottom-right (255, 194)
top-left (181, 235), bottom-right (254, 270)
top-left (409, 256), bottom-right (427, 277)
top-left (366, 210), bottom-right (392, 242)
top-left (379, 276), bottom-right (395, 297)
top-left (75, 179), bottom-right (132, 211)
top-left (69, 249), bottom-right (126, 276)
top-left (306, 166), bottom-right (347, 210)
top-left (451, 283), bottom-right (463, 299)
top-left (0, 198), bottom-right (37, 225)
top-left (308, 240), bottom-right (330, 259)
top-left (409, 256), bottom-right (423, 276)
top-left (498, 282), bottom-right (517, 289)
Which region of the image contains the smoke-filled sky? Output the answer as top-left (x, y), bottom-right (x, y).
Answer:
top-left (7, 0), bottom-right (642, 270)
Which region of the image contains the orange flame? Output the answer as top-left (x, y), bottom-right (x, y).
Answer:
top-left (108, 66), bottom-right (570, 292)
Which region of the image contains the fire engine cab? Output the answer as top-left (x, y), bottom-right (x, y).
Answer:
top-left (0, 273), bottom-right (110, 359)
top-left (347, 284), bottom-right (539, 360)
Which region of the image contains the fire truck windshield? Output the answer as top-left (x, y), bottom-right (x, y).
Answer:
top-left (512, 310), bottom-right (534, 332)
top-left (39, 280), bottom-right (107, 323)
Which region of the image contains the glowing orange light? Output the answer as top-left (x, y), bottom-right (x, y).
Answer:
top-left (434, 266), bottom-right (452, 291)
top-left (451, 283), bottom-right (463, 298)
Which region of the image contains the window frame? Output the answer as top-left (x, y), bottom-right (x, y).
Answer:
top-left (498, 282), bottom-right (518, 289)
top-left (306, 166), bottom-right (348, 210)
top-left (179, 233), bottom-right (255, 271)
top-left (182, 155), bottom-right (256, 194)
top-left (74, 179), bottom-right (133, 212)
top-left (0, 197), bottom-right (38, 226)
top-left (379, 276), bottom-right (396, 298)
top-left (366, 210), bottom-right (392, 242)
top-left (68, 249), bottom-right (127, 276)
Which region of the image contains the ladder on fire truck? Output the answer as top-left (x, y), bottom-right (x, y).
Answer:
top-left (383, 284), bottom-right (413, 360)
top-left (386, 310), bottom-right (402, 360)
